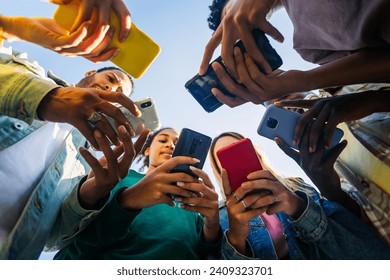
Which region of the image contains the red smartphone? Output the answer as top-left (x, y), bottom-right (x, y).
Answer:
top-left (216, 138), bottom-right (263, 192)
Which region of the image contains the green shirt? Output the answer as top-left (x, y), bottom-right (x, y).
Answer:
top-left (55, 170), bottom-right (221, 259)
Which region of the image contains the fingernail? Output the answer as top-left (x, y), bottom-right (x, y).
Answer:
top-left (177, 181), bottom-right (185, 187)
top-left (94, 129), bottom-right (102, 138)
top-left (118, 125), bottom-right (127, 134)
top-left (274, 137), bottom-right (280, 144)
top-left (189, 166), bottom-right (198, 171)
top-left (112, 48), bottom-right (120, 58)
top-left (120, 31), bottom-right (129, 43)
top-left (309, 147), bottom-right (315, 153)
top-left (192, 158), bottom-right (200, 163)
top-left (293, 139), bottom-right (298, 146)
top-left (175, 196), bottom-right (182, 202)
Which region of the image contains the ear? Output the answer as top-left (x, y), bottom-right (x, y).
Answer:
top-left (144, 147), bottom-right (150, 157)
top-left (85, 70), bottom-right (97, 77)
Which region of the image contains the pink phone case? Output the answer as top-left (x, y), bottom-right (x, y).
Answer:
top-left (216, 138), bottom-right (263, 192)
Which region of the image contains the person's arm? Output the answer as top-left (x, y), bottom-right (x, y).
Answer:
top-left (0, 0), bottom-right (132, 62)
top-left (290, 191), bottom-right (390, 259)
top-left (0, 58), bottom-right (60, 124)
top-left (221, 230), bottom-right (256, 260)
top-left (0, 47), bottom-right (141, 148)
top-left (211, 47), bottom-right (390, 106)
top-left (175, 167), bottom-right (220, 244)
top-left (46, 127), bottom-right (149, 251)
top-left (275, 90), bottom-right (390, 150)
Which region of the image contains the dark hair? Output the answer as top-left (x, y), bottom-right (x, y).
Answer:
top-left (96, 66), bottom-right (134, 92)
top-left (208, 0), bottom-right (229, 31)
top-left (136, 127), bottom-right (175, 171)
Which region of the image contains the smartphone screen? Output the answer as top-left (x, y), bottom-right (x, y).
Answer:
top-left (216, 138), bottom-right (263, 192)
top-left (170, 128), bottom-right (212, 178)
top-left (185, 29), bottom-right (283, 113)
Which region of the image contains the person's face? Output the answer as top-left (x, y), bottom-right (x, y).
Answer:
top-left (77, 69), bottom-right (133, 96)
top-left (213, 135), bottom-right (240, 195)
top-left (144, 129), bottom-right (179, 171)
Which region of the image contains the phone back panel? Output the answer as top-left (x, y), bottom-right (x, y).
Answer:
top-left (185, 29), bottom-right (283, 113)
top-left (216, 138), bottom-right (262, 192)
top-left (106, 97), bottom-right (161, 137)
top-left (257, 105), bottom-right (344, 149)
top-left (171, 128), bottom-right (212, 177)
top-left (53, 2), bottom-right (160, 79)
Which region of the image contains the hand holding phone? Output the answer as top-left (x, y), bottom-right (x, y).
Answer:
top-left (216, 138), bottom-right (263, 192)
top-left (170, 128), bottom-right (212, 178)
top-left (53, 1), bottom-right (160, 78)
top-left (105, 97), bottom-right (161, 137)
top-left (257, 105), bottom-right (344, 149)
top-left (185, 29), bottom-right (283, 113)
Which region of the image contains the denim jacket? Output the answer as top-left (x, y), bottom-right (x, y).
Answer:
top-left (220, 178), bottom-right (390, 260)
top-left (0, 46), bottom-right (104, 259)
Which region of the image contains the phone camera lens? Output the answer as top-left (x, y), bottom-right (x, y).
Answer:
top-left (266, 118), bottom-right (278, 129)
top-left (141, 101), bottom-right (152, 108)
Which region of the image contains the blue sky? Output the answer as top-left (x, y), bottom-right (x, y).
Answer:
top-left (4, 0), bottom-right (317, 259)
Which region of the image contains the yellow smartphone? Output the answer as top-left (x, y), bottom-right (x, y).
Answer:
top-left (53, 1), bottom-right (161, 79)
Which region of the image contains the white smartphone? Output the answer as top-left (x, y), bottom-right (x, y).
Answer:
top-left (106, 97), bottom-right (161, 137)
top-left (257, 105), bottom-right (344, 149)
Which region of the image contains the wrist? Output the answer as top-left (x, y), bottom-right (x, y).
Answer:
top-left (36, 87), bottom-right (59, 121)
top-left (288, 196), bottom-right (307, 219)
top-left (117, 188), bottom-right (141, 211)
top-left (226, 230), bottom-right (248, 255)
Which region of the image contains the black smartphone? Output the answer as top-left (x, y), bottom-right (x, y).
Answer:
top-left (185, 29), bottom-right (283, 113)
top-left (170, 128), bottom-right (212, 178)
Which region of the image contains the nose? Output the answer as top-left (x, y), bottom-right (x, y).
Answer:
top-left (105, 84), bottom-right (123, 93)
top-left (166, 141), bottom-right (175, 149)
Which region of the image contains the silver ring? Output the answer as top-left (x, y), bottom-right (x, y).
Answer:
top-left (241, 199), bottom-right (248, 209)
top-left (233, 193), bottom-right (240, 202)
top-left (87, 112), bottom-right (102, 126)
top-left (272, 195), bottom-right (280, 204)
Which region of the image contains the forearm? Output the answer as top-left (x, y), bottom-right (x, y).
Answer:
top-left (292, 193), bottom-right (390, 259)
top-left (0, 15), bottom-right (26, 42)
top-left (305, 48), bottom-right (390, 91)
top-left (202, 223), bottom-right (221, 244)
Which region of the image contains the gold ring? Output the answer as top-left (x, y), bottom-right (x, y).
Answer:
top-left (241, 199), bottom-right (248, 209)
top-left (233, 193), bottom-right (240, 202)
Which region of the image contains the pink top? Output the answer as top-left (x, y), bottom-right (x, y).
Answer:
top-left (261, 213), bottom-right (289, 259)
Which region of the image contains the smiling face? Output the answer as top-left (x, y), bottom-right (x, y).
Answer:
top-left (76, 69), bottom-right (133, 96)
top-left (144, 128), bottom-right (179, 172)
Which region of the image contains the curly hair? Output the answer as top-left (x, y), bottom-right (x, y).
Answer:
top-left (208, 0), bottom-right (229, 31)
top-left (136, 127), bottom-right (175, 172)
